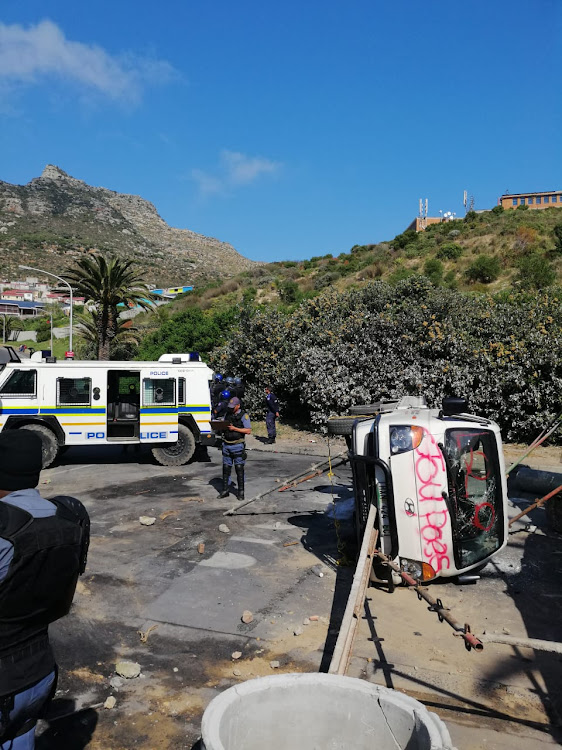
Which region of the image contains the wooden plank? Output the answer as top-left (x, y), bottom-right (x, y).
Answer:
top-left (328, 504), bottom-right (378, 675)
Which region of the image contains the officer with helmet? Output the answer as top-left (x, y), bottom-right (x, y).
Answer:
top-left (211, 374), bottom-right (224, 409)
top-left (218, 397), bottom-right (251, 500)
top-left (0, 430), bottom-right (90, 748)
top-left (214, 388), bottom-right (231, 419)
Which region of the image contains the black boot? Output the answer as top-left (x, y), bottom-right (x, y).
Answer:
top-left (235, 464), bottom-right (245, 501)
top-left (218, 465), bottom-right (231, 498)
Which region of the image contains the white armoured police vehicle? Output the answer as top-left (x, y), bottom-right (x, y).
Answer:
top-left (328, 396), bottom-right (508, 584)
top-left (0, 346), bottom-right (215, 468)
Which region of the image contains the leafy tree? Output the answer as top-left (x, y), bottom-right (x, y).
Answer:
top-left (464, 211), bottom-right (477, 222)
top-left (436, 243), bottom-right (463, 260)
top-left (391, 230), bottom-right (417, 250)
top-left (465, 255), bottom-right (501, 284)
top-left (0, 315), bottom-right (23, 343)
top-left (64, 254), bottom-right (154, 359)
top-left (423, 258), bottom-right (444, 285)
top-left (137, 307), bottom-right (237, 361)
top-left (491, 205), bottom-right (504, 215)
top-left (35, 317), bottom-right (51, 342)
top-left (516, 253), bottom-right (555, 289)
top-left (278, 280), bottom-right (300, 304)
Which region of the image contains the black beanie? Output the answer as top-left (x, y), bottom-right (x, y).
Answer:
top-left (0, 430), bottom-right (43, 491)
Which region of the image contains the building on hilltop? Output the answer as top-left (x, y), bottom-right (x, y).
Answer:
top-left (499, 190), bottom-right (562, 210)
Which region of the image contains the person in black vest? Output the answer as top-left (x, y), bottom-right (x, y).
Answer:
top-left (218, 397), bottom-right (251, 501)
top-left (0, 430), bottom-right (90, 749)
top-left (264, 386), bottom-right (280, 444)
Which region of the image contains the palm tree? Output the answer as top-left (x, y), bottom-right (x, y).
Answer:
top-left (64, 254), bottom-right (155, 359)
top-left (75, 309), bottom-right (141, 359)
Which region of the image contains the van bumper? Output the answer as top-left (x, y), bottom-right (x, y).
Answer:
top-left (199, 433), bottom-right (217, 448)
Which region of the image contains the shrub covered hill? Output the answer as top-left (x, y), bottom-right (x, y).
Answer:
top-left (0, 165), bottom-right (255, 285)
top-left (137, 205), bottom-right (562, 444)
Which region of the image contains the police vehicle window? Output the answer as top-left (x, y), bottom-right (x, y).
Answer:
top-left (57, 377), bottom-right (92, 406)
top-left (0, 369), bottom-right (37, 397)
top-left (178, 378), bottom-right (186, 405)
top-left (143, 378), bottom-right (175, 405)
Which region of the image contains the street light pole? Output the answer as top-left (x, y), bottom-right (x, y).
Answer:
top-left (19, 265), bottom-right (74, 357)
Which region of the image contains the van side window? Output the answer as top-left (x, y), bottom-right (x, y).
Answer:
top-left (0, 370), bottom-right (37, 397)
top-left (178, 378), bottom-right (186, 405)
top-left (57, 377), bottom-right (92, 406)
top-left (143, 378), bottom-right (176, 406)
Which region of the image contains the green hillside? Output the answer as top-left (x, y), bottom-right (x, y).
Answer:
top-left (160, 205), bottom-right (562, 316)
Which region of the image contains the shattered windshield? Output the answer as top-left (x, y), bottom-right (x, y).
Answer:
top-left (444, 428), bottom-right (504, 568)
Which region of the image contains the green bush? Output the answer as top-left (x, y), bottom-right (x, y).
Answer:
top-left (516, 253), bottom-right (555, 289)
top-left (465, 255), bottom-right (501, 284)
top-left (436, 243), bottom-right (463, 260)
top-left (491, 205), bottom-right (504, 215)
top-left (423, 258), bottom-right (444, 285)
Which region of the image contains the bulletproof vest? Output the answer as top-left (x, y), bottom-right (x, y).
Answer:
top-left (223, 412), bottom-right (246, 444)
top-left (0, 496), bottom-right (90, 697)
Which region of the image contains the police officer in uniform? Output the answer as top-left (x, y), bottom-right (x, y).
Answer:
top-left (0, 430), bottom-right (90, 749)
top-left (211, 374), bottom-right (224, 409)
top-left (218, 397), bottom-right (251, 500)
top-left (214, 388), bottom-right (231, 419)
top-left (264, 386), bottom-right (280, 444)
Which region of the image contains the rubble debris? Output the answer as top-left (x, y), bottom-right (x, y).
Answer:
top-left (159, 510), bottom-right (179, 520)
top-left (269, 660), bottom-right (280, 669)
top-left (241, 610), bottom-right (254, 624)
top-left (311, 565), bottom-right (325, 578)
top-left (115, 661), bottom-right (141, 679)
top-left (104, 696), bottom-right (117, 710)
top-left (309, 615), bottom-right (319, 622)
top-left (139, 516), bottom-right (156, 526)
top-left (232, 651), bottom-right (242, 660)
top-left (283, 540), bottom-right (299, 547)
top-left (233, 669), bottom-right (241, 676)
top-left (293, 627), bottom-right (303, 636)
top-left (138, 624), bottom-right (158, 643)
top-left (198, 543), bottom-right (205, 554)
top-left (303, 618), bottom-right (310, 626)
top-left (109, 677), bottom-right (123, 690)
top-left (219, 524), bottom-right (231, 534)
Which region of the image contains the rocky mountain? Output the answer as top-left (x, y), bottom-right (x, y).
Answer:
top-left (0, 165), bottom-right (256, 285)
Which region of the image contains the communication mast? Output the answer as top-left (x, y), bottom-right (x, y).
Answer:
top-left (419, 198), bottom-right (428, 230)
top-left (463, 190), bottom-right (475, 214)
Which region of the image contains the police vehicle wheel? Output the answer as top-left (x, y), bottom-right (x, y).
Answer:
top-left (19, 424), bottom-right (59, 468)
top-left (151, 424), bottom-right (196, 466)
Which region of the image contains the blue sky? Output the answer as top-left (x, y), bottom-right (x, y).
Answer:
top-left (1, 1), bottom-right (561, 263)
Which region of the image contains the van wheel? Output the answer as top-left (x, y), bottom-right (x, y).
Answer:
top-left (151, 424), bottom-right (196, 466)
top-left (19, 424), bottom-right (59, 468)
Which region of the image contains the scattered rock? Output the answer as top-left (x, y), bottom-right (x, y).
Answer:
top-left (311, 565), bottom-right (325, 578)
top-left (303, 618), bottom-right (310, 626)
top-left (115, 661), bottom-right (141, 679)
top-left (104, 696), bottom-right (117, 710)
top-left (414, 631), bottom-right (422, 636)
top-left (232, 651), bottom-right (242, 660)
top-left (270, 660), bottom-right (280, 669)
top-left (139, 516), bottom-right (156, 526)
top-left (173, 667), bottom-right (179, 673)
top-left (502, 627), bottom-right (511, 635)
top-left (241, 610), bottom-right (254, 624)
top-left (219, 524), bottom-right (230, 534)
top-left (274, 521), bottom-right (282, 530)
top-left (293, 627), bottom-right (303, 636)
top-left (309, 615), bottom-right (319, 622)
top-left (109, 677), bottom-right (124, 690)
top-left (233, 669), bottom-right (241, 677)
top-left (197, 543), bottom-right (205, 554)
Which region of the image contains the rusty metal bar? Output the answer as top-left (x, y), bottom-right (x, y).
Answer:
top-left (374, 550), bottom-right (483, 652)
top-left (508, 484), bottom-right (562, 527)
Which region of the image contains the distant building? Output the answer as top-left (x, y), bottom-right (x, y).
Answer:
top-left (405, 217), bottom-right (444, 233)
top-left (1, 289), bottom-right (35, 302)
top-left (0, 299), bottom-right (45, 317)
top-left (499, 190), bottom-right (562, 210)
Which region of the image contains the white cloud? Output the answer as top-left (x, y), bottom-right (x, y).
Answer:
top-left (191, 149), bottom-right (282, 195)
top-left (0, 19), bottom-right (176, 103)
